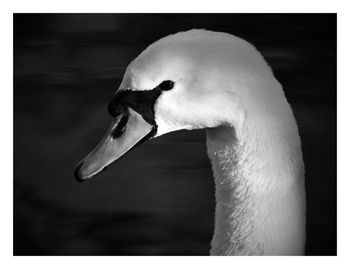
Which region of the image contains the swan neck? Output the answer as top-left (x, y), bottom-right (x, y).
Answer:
top-left (206, 121), bottom-right (305, 255)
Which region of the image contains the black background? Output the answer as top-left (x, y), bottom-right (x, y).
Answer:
top-left (14, 14), bottom-right (336, 255)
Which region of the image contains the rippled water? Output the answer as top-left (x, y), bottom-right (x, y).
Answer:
top-left (14, 14), bottom-right (336, 255)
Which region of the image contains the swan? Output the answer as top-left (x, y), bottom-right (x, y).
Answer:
top-left (74, 29), bottom-right (306, 255)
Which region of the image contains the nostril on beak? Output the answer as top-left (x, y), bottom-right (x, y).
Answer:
top-left (111, 114), bottom-right (129, 139)
top-left (74, 161), bottom-right (84, 182)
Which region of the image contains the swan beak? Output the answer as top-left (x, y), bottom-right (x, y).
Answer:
top-left (74, 107), bottom-right (155, 182)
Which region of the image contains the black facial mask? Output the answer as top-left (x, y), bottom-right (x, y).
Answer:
top-left (108, 80), bottom-right (175, 126)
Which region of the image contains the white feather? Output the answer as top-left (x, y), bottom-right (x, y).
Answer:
top-left (119, 29), bottom-right (306, 255)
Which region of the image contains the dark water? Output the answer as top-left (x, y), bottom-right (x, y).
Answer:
top-left (14, 14), bottom-right (336, 255)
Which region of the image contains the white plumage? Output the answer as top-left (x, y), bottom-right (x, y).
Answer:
top-left (128, 29), bottom-right (305, 255)
top-left (77, 29), bottom-right (306, 255)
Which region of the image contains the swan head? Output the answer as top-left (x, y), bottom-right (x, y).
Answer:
top-left (74, 29), bottom-right (277, 181)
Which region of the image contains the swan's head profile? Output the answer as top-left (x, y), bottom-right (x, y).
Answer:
top-left (74, 29), bottom-right (306, 255)
top-left (74, 29), bottom-right (288, 181)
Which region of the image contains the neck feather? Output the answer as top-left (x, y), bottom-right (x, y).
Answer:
top-left (206, 110), bottom-right (306, 255)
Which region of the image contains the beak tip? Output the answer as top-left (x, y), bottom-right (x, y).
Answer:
top-left (74, 161), bottom-right (85, 182)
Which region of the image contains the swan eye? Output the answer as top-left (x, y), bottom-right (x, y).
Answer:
top-left (158, 80), bottom-right (174, 91)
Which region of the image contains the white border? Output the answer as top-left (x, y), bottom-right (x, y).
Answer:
top-left (2, 0), bottom-right (346, 268)
top-left (0, 0), bottom-right (341, 13)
